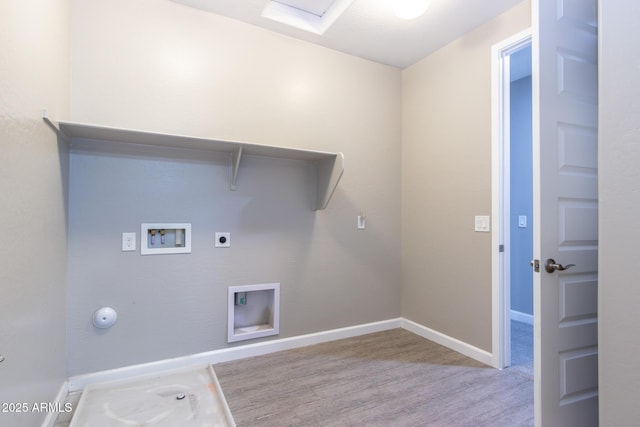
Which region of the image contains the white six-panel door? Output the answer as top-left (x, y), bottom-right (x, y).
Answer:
top-left (532, 0), bottom-right (599, 425)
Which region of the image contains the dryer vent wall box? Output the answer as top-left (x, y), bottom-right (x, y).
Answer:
top-left (141, 223), bottom-right (191, 255)
top-left (228, 283), bottom-right (280, 343)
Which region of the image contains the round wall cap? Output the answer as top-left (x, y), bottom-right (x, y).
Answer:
top-left (93, 307), bottom-right (117, 329)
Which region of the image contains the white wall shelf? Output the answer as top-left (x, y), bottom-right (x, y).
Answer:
top-left (43, 116), bottom-right (344, 211)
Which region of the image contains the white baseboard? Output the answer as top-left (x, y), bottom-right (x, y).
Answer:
top-left (510, 309), bottom-right (533, 325)
top-left (68, 317), bottom-right (496, 392)
top-left (401, 318), bottom-right (494, 366)
top-left (40, 380), bottom-right (69, 427)
top-left (68, 318), bottom-right (402, 392)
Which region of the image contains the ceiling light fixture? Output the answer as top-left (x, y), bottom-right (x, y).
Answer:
top-left (392, 0), bottom-right (431, 20)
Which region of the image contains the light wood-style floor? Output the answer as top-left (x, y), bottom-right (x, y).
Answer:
top-left (55, 328), bottom-right (533, 426)
top-left (511, 320), bottom-right (533, 379)
top-left (214, 328), bottom-right (533, 427)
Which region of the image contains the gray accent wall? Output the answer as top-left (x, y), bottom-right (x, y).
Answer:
top-left (599, 0), bottom-right (640, 424)
top-left (67, 0), bottom-right (402, 375)
top-left (510, 75), bottom-right (533, 317)
top-left (401, 1), bottom-right (531, 352)
top-left (0, 0), bottom-right (70, 425)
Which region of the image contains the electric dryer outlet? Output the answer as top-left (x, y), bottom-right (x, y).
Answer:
top-left (215, 232), bottom-right (231, 248)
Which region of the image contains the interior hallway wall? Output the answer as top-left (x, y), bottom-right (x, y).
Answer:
top-left (0, 0), bottom-right (70, 425)
top-left (67, 0), bottom-right (401, 375)
top-left (598, 0), bottom-right (640, 424)
top-left (401, 1), bottom-right (531, 352)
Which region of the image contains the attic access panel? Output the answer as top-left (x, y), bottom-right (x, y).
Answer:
top-left (262, 0), bottom-right (354, 34)
top-left (273, 0), bottom-right (337, 17)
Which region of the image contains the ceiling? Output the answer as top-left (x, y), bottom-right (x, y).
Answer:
top-left (170, 0), bottom-right (526, 69)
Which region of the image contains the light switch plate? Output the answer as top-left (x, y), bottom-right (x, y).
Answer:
top-left (474, 216), bottom-right (490, 232)
top-left (518, 215), bottom-right (527, 228)
top-left (122, 232), bottom-right (136, 251)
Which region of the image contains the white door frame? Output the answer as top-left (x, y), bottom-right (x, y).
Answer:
top-left (491, 28), bottom-right (532, 370)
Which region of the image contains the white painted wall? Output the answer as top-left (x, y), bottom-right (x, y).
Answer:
top-left (0, 0), bottom-right (70, 425)
top-left (401, 1), bottom-right (531, 351)
top-left (67, 0), bottom-right (402, 374)
top-left (598, 0), bottom-right (640, 424)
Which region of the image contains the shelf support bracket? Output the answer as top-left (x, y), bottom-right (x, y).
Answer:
top-left (314, 152), bottom-right (344, 210)
top-left (230, 146), bottom-right (243, 191)
top-left (41, 110), bottom-right (70, 143)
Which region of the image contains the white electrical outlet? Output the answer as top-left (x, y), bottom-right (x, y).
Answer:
top-left (215, 232), bottom-right (231, 248)
top-left (122, 232), bottom-right (136, 251)
top-left (357, 215), bottom-right (366, 230)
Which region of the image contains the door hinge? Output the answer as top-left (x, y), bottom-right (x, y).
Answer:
top-left (530, 259), bottom-right (540, 272)
top-left (499, 244), bottom-right (504, 253)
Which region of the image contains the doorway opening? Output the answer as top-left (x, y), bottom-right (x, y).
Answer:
top-left (507, 43), bottom-right (533, 378)
top-left (490, 29), bottom-right (532, 372)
